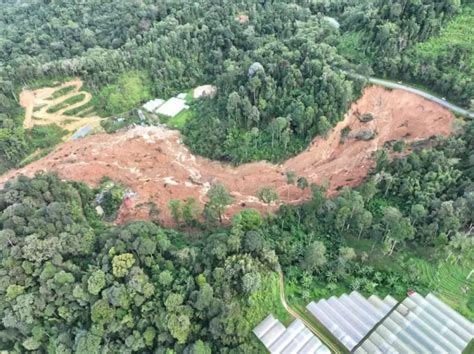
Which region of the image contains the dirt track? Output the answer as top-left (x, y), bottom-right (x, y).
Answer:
top-left (20, 79), bottom-right (102, 133)
top-left (1, 86), bottom-right (454, 226)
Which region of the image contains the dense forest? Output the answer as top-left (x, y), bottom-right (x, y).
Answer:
top-left (336, 0), bottom-right (473, 106)
top-left (2, 0), bottom-right (471, 170)
top-left (0, 119), bottom-right (472, 353)
top-left (0, 0), bottom-right (473, 352)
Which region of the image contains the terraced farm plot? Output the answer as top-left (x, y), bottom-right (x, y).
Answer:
top-left (47, 93), bottom-right (86, 113)
top-left (50, 85), bottom-right (76, 99)
top-left (414, 259), bottom-right (473, 320)
top-left (20, 79), bottom-right (103, 135)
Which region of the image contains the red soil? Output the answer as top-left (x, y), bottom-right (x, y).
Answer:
top-left (0, 86), bottom-right (454, 226)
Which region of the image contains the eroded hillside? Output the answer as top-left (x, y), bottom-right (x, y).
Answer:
top-left (1, 86), bottom-right (454, 225)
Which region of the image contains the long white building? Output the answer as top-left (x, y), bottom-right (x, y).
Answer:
top-left (253, 315), bottom-right (330, 353)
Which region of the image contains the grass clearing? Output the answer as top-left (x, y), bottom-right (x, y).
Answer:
top-left (337, 31), bottom-right (371, 65)
top-left (95, 70), bottom-right (152, 116)
top-left (47, 93), bottom-right (86, 113)
top-left (166, 109), bottom-right (193, 129)
top-left (26, 124), bottom-right (68, 149)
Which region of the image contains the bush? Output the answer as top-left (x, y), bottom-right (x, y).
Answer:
top-left (358, 113), bottom-right (375, 122)
top-left (353, 128), bottom-right (376, 141)
top-left (257, 187), bottom-right (279, 204)
top-left (26, 124), bottom-right (68, 149)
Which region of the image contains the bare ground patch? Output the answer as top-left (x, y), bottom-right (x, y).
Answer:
top-left (3, 86), bottom-right (455, 226)
top-left (20, 79), bottom-right (103, 135)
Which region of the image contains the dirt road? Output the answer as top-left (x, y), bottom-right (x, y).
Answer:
top-left (1, 86), bottom-right (455, 226)
top-left (277, 269), bottom-right (343, 353)
top-left (20, 79), bottom-right (102, 133)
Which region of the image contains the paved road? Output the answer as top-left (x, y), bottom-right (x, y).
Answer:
top-left (277, 270), bottom-right (342, 353)
top-left (367, 78), bottom-right (474, 119)
top-left (345, 72), bottom-right (474, 119)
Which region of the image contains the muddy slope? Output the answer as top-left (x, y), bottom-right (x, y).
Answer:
top-left (1, 86), bottom-right (454, 225)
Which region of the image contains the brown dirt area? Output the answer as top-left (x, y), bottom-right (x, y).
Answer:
top-left (1, 86), bottom-right (454, 226)
top-left (235, 14), bottom-right (249, 23)
top-left (20, 79), bottom-right (103, 134)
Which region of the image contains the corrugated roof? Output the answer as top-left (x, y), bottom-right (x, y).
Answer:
top-left (355, 292), bottom-right (474, 354)
top-left (253, 315), bottom-right (330, 353)
top-left (306, 291), bottom-right (396, 350)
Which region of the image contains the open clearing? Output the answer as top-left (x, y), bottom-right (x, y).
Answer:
top-left (2, 86), bottom-right (454, 226)
top-left (20, 79), bottom-right (103, 135)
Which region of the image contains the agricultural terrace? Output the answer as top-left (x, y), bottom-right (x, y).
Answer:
top-left (20, 79), bottom-right (103, 135)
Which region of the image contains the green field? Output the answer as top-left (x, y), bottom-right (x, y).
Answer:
top-left (64, 100), bottom-right (95, 116)
top-left (166, 109), bottom-right (193, 129)
top-left (413, 258), bottom-right (473, 320)
top-left (413, 4), bottom-right (474, 69)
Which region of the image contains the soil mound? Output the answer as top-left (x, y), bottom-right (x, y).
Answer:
top-left (1, 86), bottom-right (454, 226)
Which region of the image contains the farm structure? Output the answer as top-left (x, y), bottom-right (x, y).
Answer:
top-left (305, 291), bottom-right (473, 353)
top-left (143, 98), bottom-right (165, 113)
top-left (253, 315), bottom-right (330, 353)
top-left (143, 95), bottom-right (189, 117)
top-left (355, 292), bottom-right (474, 354)
top-left (307, 291), bottom-right (397, 350)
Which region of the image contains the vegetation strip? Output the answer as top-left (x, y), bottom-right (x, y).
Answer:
top-left (278, 270), bottom-right (344, 353)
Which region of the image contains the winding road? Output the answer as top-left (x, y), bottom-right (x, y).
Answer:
top-left (367, 77), bottom-right (474, 119)
top-left (345, 72), bottom-right (474, 119)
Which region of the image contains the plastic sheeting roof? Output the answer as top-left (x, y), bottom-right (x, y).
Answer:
top-left (307, 291), bottom-right (397, 350)
top-left (156, 97), bottom-right (189, 117)
top-left (253, 315), bottom-right (330, 353)
top-left (355, 293), bottom-right (474, 354)
top-left (142, 98), bottom-right (165, 113)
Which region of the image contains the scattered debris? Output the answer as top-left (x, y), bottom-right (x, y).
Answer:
top-left (95, 205), bottom-right (104, 216)
top-left (323, 16), bottom-right (340, 29)
top-left (235, 14), bottom-right (249, 23)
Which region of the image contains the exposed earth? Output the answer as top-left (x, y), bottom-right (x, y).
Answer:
top-left (20, 79), bottom-right (103, 134)
top-left (1, 86), bottom-right (454, 226)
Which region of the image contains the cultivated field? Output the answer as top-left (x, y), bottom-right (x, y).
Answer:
top-left (414, 259), bottom-right (473, 320)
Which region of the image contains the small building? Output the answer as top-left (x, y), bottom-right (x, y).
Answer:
top-left (143, 98), bottom-right (165, 113)
top-left (156, 97), bottom-right (189, 118)
top-left (176, 93), bottom-right (187, 100)
top-left (70, 125), bottom-right (93, 140)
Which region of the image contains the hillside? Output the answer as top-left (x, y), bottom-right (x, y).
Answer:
top-left (0, 1), bottom-right (473, 352)
top-left (1, 86), bottom-right (454, 226)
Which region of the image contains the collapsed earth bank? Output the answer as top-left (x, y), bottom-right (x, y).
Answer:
top-left (0, 86), bottom-right (454, 225)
